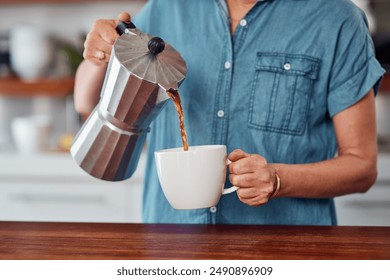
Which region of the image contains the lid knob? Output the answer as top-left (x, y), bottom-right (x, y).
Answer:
top-left (148, 37), bottom-right (165, 56)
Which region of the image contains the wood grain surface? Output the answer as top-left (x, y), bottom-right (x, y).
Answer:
top-left (0, 77), bottom-right (74, 97)
top-left (0, 222), bottom-right (389, 260)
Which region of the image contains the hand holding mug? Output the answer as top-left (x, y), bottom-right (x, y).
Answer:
top-left (228, 149), bottom-right (279, 207)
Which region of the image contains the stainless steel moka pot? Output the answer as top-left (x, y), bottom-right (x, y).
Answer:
top-left (71, 22), bottom-right (187, 181)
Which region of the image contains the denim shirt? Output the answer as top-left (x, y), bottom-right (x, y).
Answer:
top-left (133, 0), bottom-right (385, 225)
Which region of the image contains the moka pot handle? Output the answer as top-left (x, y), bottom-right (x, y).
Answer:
top-left (116, 21), bottom-right (136, 35)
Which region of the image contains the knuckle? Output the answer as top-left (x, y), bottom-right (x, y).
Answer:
top-left (259, 157), bottom-right (268, 167)
top-left (84, 36), bottom-right (97, 50)
top-left (82, 52), bottom-right (88, 60)
top-left (249, 154), bottom-right (266, 167)
top-left (231, 176), bottom-right (240, 186)
top-left (230, 164), bottom-right (239, 174)
top-left (237, 193), bottom-right (245, 203)
top-left (83, 40), bottom-right (91, 50)
top-left (83, 49), bottom-right (91, 60)
top-left (251, 187), bottom-right (259, 196)
top-left (91, 21), bottom-right (100, 31)
top-left (254, 154), bottom-right (267, 165)
top-left (95, 19), bottom-right (105, 26)
top-left (262, 172), bottom-right (272, 183)
top-left (250, 200), bottom-right (260, 207)
top-left (258, 198), bottom-right (269, 205)
top-left (252, 198), bottom-right (268, 207)
top-left (243, 176), bottom-right (253, 186)
top-left (229, 174), bottom-right (236, 185)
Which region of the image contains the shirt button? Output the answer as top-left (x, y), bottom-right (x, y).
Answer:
top-left (284, 63), bottom-right (291, 71)
top-left (217, 110), bottom-right (225, 118)
top-left (240, 19), bottom-right (247, 27)
top-left (224, 61), bottom-right (231, 69)
top-left (210, 206), bottom-right (217, 213)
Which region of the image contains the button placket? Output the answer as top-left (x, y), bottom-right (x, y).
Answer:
top-left (211, 15), bottom-right (234, 146)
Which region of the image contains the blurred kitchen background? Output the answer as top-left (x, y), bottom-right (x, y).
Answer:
top-left (0, 0), bottom-right (389, 225)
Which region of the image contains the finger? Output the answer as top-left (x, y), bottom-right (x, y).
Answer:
top-left (236, 186), bottom-right (258, 199)
top-left (83, 50), bottom-right (108, 66)
top-left (229, 173), bottom-right (257, 188)
top-left (238, 195), bottom-right (269, 207)
top-left (117, 12), bottom-right (131, 23)
top-left (229, 154), bottom-right (268, 175)
top-left (229, 157), bottom-right (257, 175)
top-left (99, 25), bottom-right (119, 45)
top-left (85, 32), bottom-right (113, 53)
top-left (228, 149), bottom-right (250, 162)
top-left (83, 45), bottom-right (111, 65)
top-left (92, 19), bottom-right (118, 45)
top-left (83, 33), bottom-right (113, 62)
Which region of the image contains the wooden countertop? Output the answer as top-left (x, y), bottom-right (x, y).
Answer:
top-left (0, 222), bottom-right (389, 260)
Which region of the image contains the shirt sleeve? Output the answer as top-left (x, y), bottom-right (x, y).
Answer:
top-left (327, 9), bottom-right (385, 118)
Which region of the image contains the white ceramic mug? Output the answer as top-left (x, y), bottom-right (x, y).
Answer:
top-left (154, 145), bottom-right (237, 209)
top-left (11, 115), bottom-right (52, 154)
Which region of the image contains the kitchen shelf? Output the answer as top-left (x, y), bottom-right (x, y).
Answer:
top-left (0, 76), bottom-right (74, 98)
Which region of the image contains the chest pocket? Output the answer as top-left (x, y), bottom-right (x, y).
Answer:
top-left (249, 53), bottom-right (320, 136)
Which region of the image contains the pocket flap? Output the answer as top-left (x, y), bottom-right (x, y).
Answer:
top-left (256, 52), bottom-right (320, 80)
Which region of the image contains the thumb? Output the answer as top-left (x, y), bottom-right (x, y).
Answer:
top-left (117, 12), bottom-right (131, 23)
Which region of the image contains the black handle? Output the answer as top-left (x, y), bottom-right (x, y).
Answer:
top-left (116, 21), bottom-right (136, 35)
top-left (148, 37), bottom-right (165, 56)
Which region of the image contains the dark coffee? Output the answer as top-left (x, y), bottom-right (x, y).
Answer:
top-left (167, 89), bottom-right (189, 151)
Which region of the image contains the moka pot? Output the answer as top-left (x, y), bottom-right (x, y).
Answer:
top-left (71, 22), bottom-right (187, 181)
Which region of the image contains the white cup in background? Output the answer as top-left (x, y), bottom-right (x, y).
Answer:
top-left (9, 25), bottom-right (53, 80)
top-left (154, 145), bottom-right (237, 210)
top-left (11, 115), bottom-right (52, 154)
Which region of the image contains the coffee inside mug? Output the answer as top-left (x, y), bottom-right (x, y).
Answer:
top-left (154, 145), bottom-right (237, 209)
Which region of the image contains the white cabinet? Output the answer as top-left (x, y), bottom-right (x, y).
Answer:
top-left (0, 152), bottom-right (144, 223)
top-left (335, 153), bottom-right (390, 226)
top-left (1, 151), bottom-right (389, 225)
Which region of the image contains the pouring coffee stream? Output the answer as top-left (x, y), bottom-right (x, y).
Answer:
top-left (143, 33), bottom-right (189, 151)
top-left (71, 21), bottom-right (187, 181)
top-left (118, 22), bottom-right (190, 153)
top-left (166, 88), bottom-right (189, 151)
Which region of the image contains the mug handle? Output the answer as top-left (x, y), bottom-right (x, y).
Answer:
top-left (222, 185), bottom-right (238, 195)
top-left (222, 158), bottom-right (238, 195)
